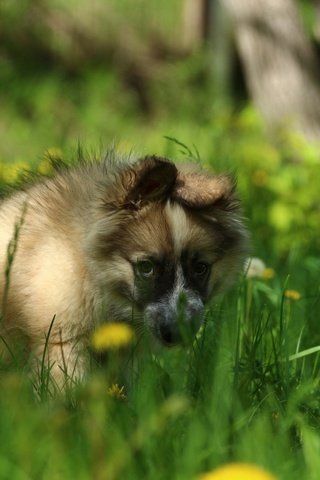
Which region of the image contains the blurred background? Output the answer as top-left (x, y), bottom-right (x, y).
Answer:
top-left (1, 0), bottom-right (320, 266)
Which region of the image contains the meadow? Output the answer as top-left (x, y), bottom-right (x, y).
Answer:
top-left (1, 3), bottom-right (320, 478)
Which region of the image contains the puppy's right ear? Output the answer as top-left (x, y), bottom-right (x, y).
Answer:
top-left (123, 156), bottom-right (177, 208)
top-left (172, 171), bottom-right (239, 212)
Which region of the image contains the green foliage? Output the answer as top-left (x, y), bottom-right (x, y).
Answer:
top-left (1, 270), bottom-right (320, 479)
top-left (1, 0), bottom-right (320, 478)
top-left (220, 106), bottom-right (320, 256)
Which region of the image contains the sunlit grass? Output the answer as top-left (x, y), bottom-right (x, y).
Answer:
top-left (1, 147), bottom-right (320, 479)
top-left (1, 5), bottom-right (320, 473)
top-left (0, 247), bottom-right (319, 479)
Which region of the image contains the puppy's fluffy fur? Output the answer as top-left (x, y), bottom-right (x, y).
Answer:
top-left (0, 153), bottom-right (249, 385)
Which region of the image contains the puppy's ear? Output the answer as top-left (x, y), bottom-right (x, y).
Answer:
top-left (124, 156), bottom-right (177, 207)
top-left (172, 172), bottom-right (239, 211)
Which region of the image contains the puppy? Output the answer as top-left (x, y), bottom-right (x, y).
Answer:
top-left (0, 153), bottom-right (249, 386)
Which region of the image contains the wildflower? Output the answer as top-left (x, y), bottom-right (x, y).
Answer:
top-left (0, 161), bottom-right (29, 184)
top-left (244, 258), bottom-right (275, 281)
top-left (245, 257), bottom-right (266, 278)
top-left (284, 289), bottom-right (301, 301)
top-left (252, 170), bottom-right (268, 187)
top-left (91, 322), bottom-right (134, 351)
top-left (261, 268), bottom-right (275, 280)
top-left (107, 383), bottom-right (126, 400)
top-left (38, 147), bottom-right (62, 174)
top-left (198, 463), bottom-right (277, 480)
top-left (45, 147), bottom-right (63, 160)
top-left (38, 159), bottom-right (53, 175)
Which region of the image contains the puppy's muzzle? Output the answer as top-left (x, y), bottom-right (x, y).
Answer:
top-left (145, 294), bottom-right (204, 346)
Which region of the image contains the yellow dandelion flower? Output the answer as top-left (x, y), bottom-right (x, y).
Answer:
top-left (245, 258), bottom-right (275, 281)
top-left (198, 463), bottom-right (277, 480)
top-left (261, 268), bottom-right (275, 280)
top-left (107, 383), bottom-right (126, 400)
top-left (1, 161), bottom-right (29, 184)
top-left (38, 159), bottom-right (53, 175)
top-left (252, 170), bottom-right (268, 187)
top-left (284, 289), bottom-right (301, 301)
top-left (91, 322), bottom-right (134, 351)
top-left (45, 147), bottom-right (63, 160)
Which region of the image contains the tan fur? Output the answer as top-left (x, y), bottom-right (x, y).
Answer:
top-left (0, 153), bottom-right (249, 388)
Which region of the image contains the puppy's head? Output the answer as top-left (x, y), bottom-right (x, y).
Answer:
top-left (91, 156), bottom-right (249, 346)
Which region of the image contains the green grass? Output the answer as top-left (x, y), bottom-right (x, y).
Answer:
top-left (1, 1), bottom-right (320, 475)
top-left (1, 104), bottom-right (320, 480)
top-left (1, 268), bottom-right (320, 480)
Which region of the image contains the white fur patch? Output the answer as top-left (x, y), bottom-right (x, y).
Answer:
top-left (165, 203), bottom-right (192, 256)
top-left (167, 265), bottom-right (185, 310)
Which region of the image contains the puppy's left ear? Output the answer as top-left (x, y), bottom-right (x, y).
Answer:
top-left (172, 172), bottom-right (239, 211)
top-left (124, 155), bottom-right (177, 207)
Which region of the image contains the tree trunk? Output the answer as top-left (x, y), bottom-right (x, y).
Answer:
top-left (182, 0), bottom-right (211, 50)
top-left (222, 0), bottom-right (320, 141)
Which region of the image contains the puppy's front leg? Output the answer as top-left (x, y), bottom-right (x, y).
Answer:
top-left (32, 338), bottom-right (90, 392)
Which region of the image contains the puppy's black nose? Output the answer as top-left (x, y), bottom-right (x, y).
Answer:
top-left (159, 324), bottom-right (180, 346)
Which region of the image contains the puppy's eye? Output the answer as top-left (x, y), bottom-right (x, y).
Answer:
top-left (193, 261), bottom-right (209, 277)
top-left (136, 260), bottom-right (154, 278)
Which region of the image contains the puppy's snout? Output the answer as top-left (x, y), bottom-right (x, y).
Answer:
top-left (159, 323), bottom-right (180, 346)
top-left (147, 295), bottom-right (204, 346)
